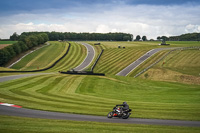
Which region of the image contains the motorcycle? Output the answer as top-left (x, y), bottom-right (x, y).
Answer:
top-left (107, 106), bottom-right (132, 119)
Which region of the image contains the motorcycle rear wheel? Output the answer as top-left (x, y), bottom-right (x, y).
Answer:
top-left (107, 112), bottom-right (113, 118)
top-left (122, 113), bottom-right (130, 119)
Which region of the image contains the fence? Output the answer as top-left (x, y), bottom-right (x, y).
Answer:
top-left (91, 49), bottom-right (104, 71)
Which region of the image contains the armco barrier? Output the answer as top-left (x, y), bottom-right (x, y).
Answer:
top-left (59, 71), bottom-right (105, 76)
top-left (91, 49), bottom-right (104, 71)
top-left (134, 46), bottom-right (200, 78)
top-left (0, 43), bottom-right (71, 73)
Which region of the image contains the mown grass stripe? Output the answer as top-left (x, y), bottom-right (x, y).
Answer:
top-left (0, 75), bottom-right (40, 88)
top-left (95, 49), bottom-right (124, 72)
top-left (95, 49), bottom-right (147, 74)
top-left (49, 43), bottom-right (77, 71)
top-left (47, 42), bottom-right (86, 72)
top-left (101, 49), bottom-right (139, 73)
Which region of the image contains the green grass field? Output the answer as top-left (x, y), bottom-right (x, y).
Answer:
top-left (128, 50), bottom-right (170, 77)
top-left (87, 41), bottom-right (200, 49)
top-left (1, 115), bottom-right (199, 133)
top-left (93, 48), bottom-right (149, 75)
top-left (0, 41), bottom-right (17, 44)
top-left (138, 49), bottom-right (200, 84)
top-left (46, 41), bottom-right (87, 72)
top-left (87, 41), bottom-right (200, 76)
top-left (0, 41), bottom-right (200, 132)
top-left (9, 41), bottom-right (87, 72)
top-left (11, 41), bottom-right (68, 70)
top-left (160, 49), bottom-right (200, 76)
top-left (0, 73), bottom-right (199, 121)
top-left (0, 41), bottom-right (17, 49)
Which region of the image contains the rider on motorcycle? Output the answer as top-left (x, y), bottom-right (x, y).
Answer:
top-left (116, 101), bottom-right (129, 114)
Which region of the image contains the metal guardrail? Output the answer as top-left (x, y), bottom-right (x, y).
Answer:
top-left (59, 71), bottom-right (105, 76)
top-left (91, 49), bottom-right (104, 71)
top-left (134, 46), bottom-right (200, 78)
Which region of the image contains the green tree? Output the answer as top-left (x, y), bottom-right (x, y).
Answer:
top-left (12, 43), bottom-right (21, 55)
top-left (19, 34), bottom-right (27, 42)
top-left (142, 36), bottom-right (147, 41)
top-left (41, 33), bottom-right (49, 42)
top-left (0, 49), bottom-right (11, 66)
top-left (18, 41), bottom-right (28, 52)
top-left (25, 35), bottom-right (38, 48)
top-left (160, 36), bottom-right (168, 41)
top-left (36, 34), bottom-right (44, 44)
top-left (122, 35), bottom-right (130, 41)
top-left (157, 36), bottom-right (161, 40)
top-left (135, 35), bottom-right (141, 41)
top-left (10, 32), bottom-right (19, 41)
top-left (5, 45), bottom-right (16, 59)
top-left (25, 37), bottom-right (33, 48)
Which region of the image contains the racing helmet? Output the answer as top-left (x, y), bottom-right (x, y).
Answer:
top-left (123, 101), bottom-right (127, 104)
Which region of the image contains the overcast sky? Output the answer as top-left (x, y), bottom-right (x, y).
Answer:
top-left (0, 0), bottom-right (200, 39)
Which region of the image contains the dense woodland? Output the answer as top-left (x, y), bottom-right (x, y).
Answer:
top-left (157, 32), bottom-right (200, 41)
top-left (8, 32), bottom-right (200, 42)
top-left (10, 32), bottom-right (133, 41)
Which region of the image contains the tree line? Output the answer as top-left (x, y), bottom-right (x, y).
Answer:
top-left (13, 32), bottom-right (133, 41)
top-left (0, 33), bottom-right (49, 66)
top-left (157, 33), bottom-right (200, 41)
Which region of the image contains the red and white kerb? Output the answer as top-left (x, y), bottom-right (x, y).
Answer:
top-left (0, 103), bottom-right (22, 108)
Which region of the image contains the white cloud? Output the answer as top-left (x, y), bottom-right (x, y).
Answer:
top-left (185, 24), bottom-right (200, 33)
top-left (96, 24), bottom-right (110, 33)
top-left (0, 3), bottom-right (200, 39)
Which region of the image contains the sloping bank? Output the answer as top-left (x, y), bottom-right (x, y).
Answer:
top-left (0, 43), bottom-right (71, 73)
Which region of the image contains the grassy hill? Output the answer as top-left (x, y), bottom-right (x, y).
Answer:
top-left (11, 41), bottom-right (68, 70)
top-left (90, 41), bottom-right (200, 76)
top-left (88, 41), bottom-right (161, 75)
top-left (0, 73), bottom-right (199, 121)
top-left (46, 42), bottom-right (87, 72)
top-left (9, 41), bottom-right (87, 72)
top-left (93, 48), bottom-right (149, 75)
top-left (137, 48), bottom-right (200, 84)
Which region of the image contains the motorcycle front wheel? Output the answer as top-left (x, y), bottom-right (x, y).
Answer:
top-left (107, 112), bottom-right (113, 118)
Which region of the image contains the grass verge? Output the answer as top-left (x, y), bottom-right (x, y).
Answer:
top-left (11, 41), bottom-right (68, 70)
top-left (0, 115), bottom-right (199, 133)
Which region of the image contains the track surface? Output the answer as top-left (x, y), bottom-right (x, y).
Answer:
top-left (0, 106), bottom-right (199, 127)
top-left (74, 42), bottom-right (95, 71)
top-left (0, 73), bottom-right (53, 83)
top-left (117, 47), bottom-right (178, 76)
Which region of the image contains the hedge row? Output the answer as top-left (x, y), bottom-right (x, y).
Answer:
top-left (0, 33), bottom-right (49, 66)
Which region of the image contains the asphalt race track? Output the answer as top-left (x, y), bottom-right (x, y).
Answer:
top-left (74, 42), bottom-right (95, 71)
top-left (0, 73), bottom-right (52, 83)
top-left (0, 106), bottom-right (199, 127)
top-left (117, 47), bottom-right (178, 76)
